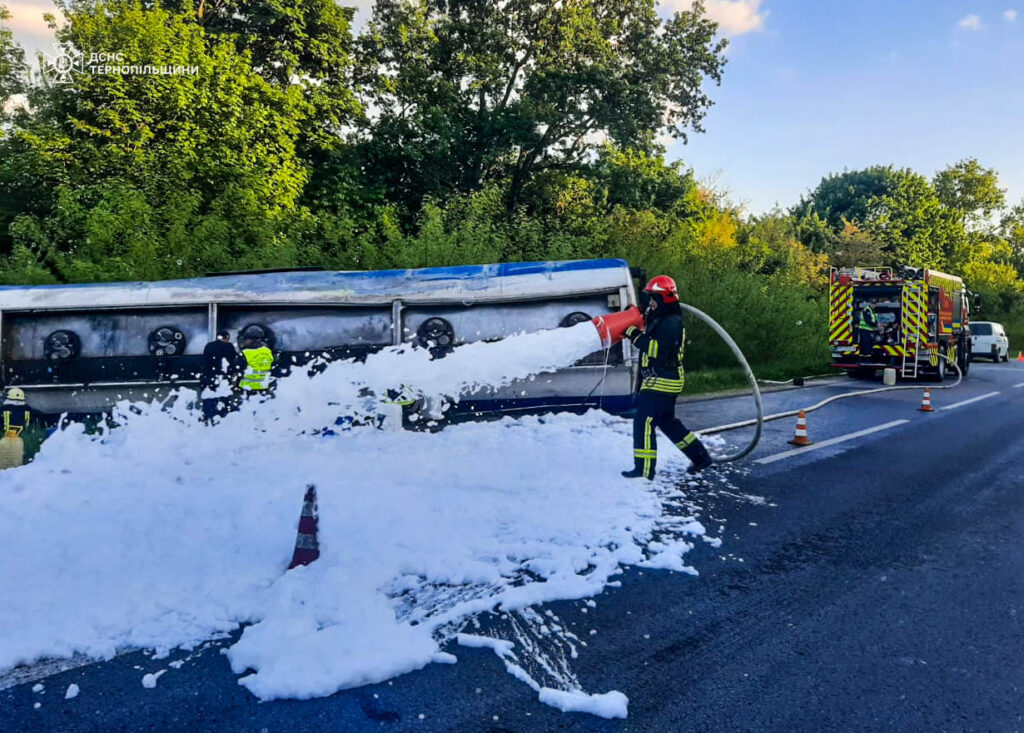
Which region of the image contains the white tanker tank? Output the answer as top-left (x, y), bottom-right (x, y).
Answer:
top-left (0, 259), bottom-right (641, 417)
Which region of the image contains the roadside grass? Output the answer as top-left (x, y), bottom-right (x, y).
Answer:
top-left (22, 423), bottom-right (48, 462)
top-left (684, 360), bottom-right (833, 397)
top-left (684, 369), bottom-right (752, 394)
top-left (1003, 320), bottom-right (1024, 358)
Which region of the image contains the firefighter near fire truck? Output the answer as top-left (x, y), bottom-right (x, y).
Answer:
top-left (620, 276), bottom-right (715, 480)
top-left (829, 266), bottom-right (974, 380)
top-left (856, 298), bottom-right (880, 362)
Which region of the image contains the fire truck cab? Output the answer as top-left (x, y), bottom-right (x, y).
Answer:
top-left (829, 265), bottom-right (972, 380)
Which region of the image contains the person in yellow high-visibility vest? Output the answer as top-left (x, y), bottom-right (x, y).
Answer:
top-left (856, 298), bottom-right (880, 362)
top-left (0, 387), bottom-right (33, 470)
top-left (237, 336), bottom-right (276, 397)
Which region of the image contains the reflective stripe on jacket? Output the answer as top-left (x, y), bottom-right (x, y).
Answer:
top-left (857, 306), bottom-right (877, 332)
top-left (628, 313), bottom-right (686, 395)
top-left (2, 405), bottom-right (30, 437)
top-left (239, 347), bottom-right (274, 391)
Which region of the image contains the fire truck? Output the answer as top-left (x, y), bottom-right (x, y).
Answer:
top-left (829, 265), bottom-right (974, 380)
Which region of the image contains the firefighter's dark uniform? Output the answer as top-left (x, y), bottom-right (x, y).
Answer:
top-left (857, 304), bottom-right (878, 360)
top-left (201, 338), bottom-right (239, 422)
top-left (624, 310), bottom-right (713, 479)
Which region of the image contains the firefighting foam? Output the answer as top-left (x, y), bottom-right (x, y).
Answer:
top-left (228, 320), bottom-right (607, 433)
top-left (0, 322), bottom-right (716, 718)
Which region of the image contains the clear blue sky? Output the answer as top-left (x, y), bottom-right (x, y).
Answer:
top-left (668, 0), bottom-right (1024, 214)
top-left (6, 0), bottom-right (1023, 216)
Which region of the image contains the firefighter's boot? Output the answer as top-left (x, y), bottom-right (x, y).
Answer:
top-left (622, 454), bottom-right (656, 480)
top-left (681, 438), bottom-right (714, 475)
top-left (621, 462), bottom-right (656, 480)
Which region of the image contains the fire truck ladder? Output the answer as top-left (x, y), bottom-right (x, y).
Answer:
top-left (900, 282), bottom-right (924, 379)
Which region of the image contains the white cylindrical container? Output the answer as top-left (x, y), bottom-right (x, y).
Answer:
top-left (379, 402), bottom-right (404, 431)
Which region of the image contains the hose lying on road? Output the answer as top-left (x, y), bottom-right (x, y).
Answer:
top-left (700, 353), bottom-right (963, 438)
top-left (757, 374), bottom-right (833, 386)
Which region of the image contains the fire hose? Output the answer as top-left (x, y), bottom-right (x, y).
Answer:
top-left (592, 303), bottom-right (765, 464)
top-left (678, 303), bottom-right (764, 463)
top-left (596, 304), bottom-right (965, 466)
top-left (699, 352), bottom-right (963, 442)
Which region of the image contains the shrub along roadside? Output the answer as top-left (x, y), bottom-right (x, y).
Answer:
top-left (337, 183), bottom-right (834, 379)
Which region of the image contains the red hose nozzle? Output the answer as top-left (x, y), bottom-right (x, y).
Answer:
top-left (592, 306), bottom-right (644, 348)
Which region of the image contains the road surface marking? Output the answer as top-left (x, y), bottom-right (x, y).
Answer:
top-left (1014, 382), bottom-right (1024, 389)
top-left (940, 391), bottom-right (1001, 411)
top-left (755, 420), bottom-right (910, 465)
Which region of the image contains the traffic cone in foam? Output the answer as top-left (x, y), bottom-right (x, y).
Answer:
top-left (787, 410), bottom-right (813, 447)
top-left (919, 388), bottom-right (934, 413)
top-left (288, 484), bottom-right (320, 569)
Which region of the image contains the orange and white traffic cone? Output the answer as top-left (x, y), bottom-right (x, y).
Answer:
top-left (788, 410), bottom-right (813, 446)
top-left (288, 484), bottom-right (320, 569)
top-left (1017, 351), bottom-right (1023, 362)
top-left (919, 388), bottom-right (934, 412)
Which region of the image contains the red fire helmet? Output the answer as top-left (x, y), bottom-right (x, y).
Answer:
top-left (644, 275), bottom-right (679, 304)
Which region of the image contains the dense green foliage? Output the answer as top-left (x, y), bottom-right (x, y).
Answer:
top-left (2, 0), bottom-right (314, 281)
top-left (0, 4), bottom-right (25, 106)
top-left (0, 0), bottom-right (1022, 378)
top-left (351, 0), bottom-right (724, 213)
top-left (796, 162), bottom-right (1024, 347)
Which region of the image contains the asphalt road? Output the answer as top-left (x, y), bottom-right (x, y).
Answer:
top-left (4, 362), bottom-right (1024, 733)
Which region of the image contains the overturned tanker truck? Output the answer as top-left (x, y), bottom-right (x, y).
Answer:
top-left (0, 259), bottom-right (642, 418)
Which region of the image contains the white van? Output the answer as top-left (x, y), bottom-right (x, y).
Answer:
top-left (970, 321), bottom-right (1010, 361)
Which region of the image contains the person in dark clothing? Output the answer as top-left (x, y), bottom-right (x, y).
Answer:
top-left (621, 276), bottom-right (714, 480)
top-left (857, 299), bottom-right (879, 362)
top-left (201, 330), bottom-right (238, 423)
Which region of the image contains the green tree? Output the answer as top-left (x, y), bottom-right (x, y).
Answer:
top-left (797, 166), bottom-right (966, 269)
top-left (794, 167), bottom-right (892, 230)
top-left (0, 0), bottom-right (311, 282)
top-left (354, 0), bottom-right (726, 212)
top-left (964, 241), bottom-right (1023, 315)
top-left (999, 198), bottom-right (1024, 272)
top-left (867, 168), bottom-right (966, 268)
top-left (794, 209), bottom-right (833, 255)
top-left (590, 145), bottom-right (697, 214)
top-left (0, 5), bottom-right (30, 252)
top-left (188, 0), bottom-right (360, 152)
top-left (0, 4), bottom-right (26, 109)
top-left (826, 220), bottom-right (886, 269)
top-left (933, 157), bottom-right (1005, 229)
top-left (736, 209), bottom-right (828, 284)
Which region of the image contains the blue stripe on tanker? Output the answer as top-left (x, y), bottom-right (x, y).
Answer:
top-left (0, 258), bottom-right (629, 300)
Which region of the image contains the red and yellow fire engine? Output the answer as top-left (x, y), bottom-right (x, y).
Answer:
top-left (829, 265), bottom-right (973, 379)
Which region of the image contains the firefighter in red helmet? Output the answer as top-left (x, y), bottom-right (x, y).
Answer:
top-left (621, 276), bottom-right (714, 480)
